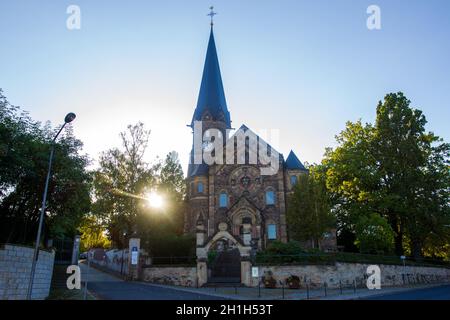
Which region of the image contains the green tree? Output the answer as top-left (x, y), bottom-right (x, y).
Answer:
top-left (354, 213), bottom-right (395, 254)
top-left (92, 122), bottom-right (155, 248)
top-left (137, 151), bottom-right (189, 256)
top-left (0, 89), bottom-right (91, 244)
top-left (78, 214), bottom-right (111, 252)
top-left (287, 166), bottom-right (335, 249)
top-left (323, 92), bottom-right (450, 258)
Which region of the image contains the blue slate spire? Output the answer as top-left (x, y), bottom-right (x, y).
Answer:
top-left (191, 27), bottom-right (231, 128)
top-left (285, 150), bottom-right (307, 171)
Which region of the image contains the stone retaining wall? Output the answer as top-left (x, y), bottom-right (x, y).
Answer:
top-left (0, 244), bottom-right (55, 300)
top-left (142, 266), bottom-right (197, 287)
top-left (252, 262), bottom-right (450, 288)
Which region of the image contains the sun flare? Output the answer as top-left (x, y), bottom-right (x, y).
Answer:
top-left (145, 191), bottom-right (164, 209)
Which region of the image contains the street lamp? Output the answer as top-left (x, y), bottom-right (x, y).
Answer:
top-left (26, 113), bottom-right (76, 300)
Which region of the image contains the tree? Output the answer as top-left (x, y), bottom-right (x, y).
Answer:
top-left (92, 122), bottom-right (155, 248)
top-left (323, 92), bottom-right (450, 258)
top-left (136, 151), bottom-right (189, 256)
top-left (287, 166), bottom-right (335, 249)
top-left (78, 214), bottom-right (111, 252)
top-left (91, 123), bottom-right (190, 256)
top-left (0, 88), bottom-right (91, 245)
top-left (354, 213), bottom-right (395, 254)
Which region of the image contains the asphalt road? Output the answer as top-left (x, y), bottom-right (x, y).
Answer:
top-left (79, 262), bottom-right (225, 300)
top-left (87, 281), bottom-right (226, 300)
top-left (367, 284), bottom-right (450, 300)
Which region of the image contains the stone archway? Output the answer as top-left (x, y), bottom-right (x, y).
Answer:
top-left (196, 224), bottom-right (252, 286)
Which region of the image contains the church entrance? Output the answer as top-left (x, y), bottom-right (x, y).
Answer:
top-left (208, 239), bottom-right (241, 284)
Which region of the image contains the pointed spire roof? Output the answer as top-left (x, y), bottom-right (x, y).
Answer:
top-left (285, 150), bottom-right (307, 171)
top-left (191, 27), bottom-right (231, 128)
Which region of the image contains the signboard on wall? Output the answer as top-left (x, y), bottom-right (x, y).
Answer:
top-left (131, 246), bottom-right (138, 265)
top-left (252, 267), bottom-right (259, 278)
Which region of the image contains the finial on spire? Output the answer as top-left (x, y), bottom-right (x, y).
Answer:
top-left (207, 6), bottom-right (217, 27)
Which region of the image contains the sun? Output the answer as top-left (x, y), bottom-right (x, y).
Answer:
top-left (145, 191), bottom-right (164, 209)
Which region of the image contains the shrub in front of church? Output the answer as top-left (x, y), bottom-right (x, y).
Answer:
top-left (207, 250), bottom-right (218, 265)
top-left (256, 241), bottom-right (334, 265)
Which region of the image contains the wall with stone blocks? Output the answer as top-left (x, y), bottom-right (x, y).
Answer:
top-left (142, 267), bottom-right (197, 287)
top-left (251, 263), bottom-right (450, 288)
top-left (0, 244), bottom-right (55, 300)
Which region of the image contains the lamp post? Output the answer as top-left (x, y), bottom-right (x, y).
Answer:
top-left (26, 113), bottom-right (76, 300)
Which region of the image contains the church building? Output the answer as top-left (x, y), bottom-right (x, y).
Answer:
top-left (184, 15), bottom-right (336, 285)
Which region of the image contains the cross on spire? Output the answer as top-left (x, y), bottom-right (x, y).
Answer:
top-left (207, 6), bottom-right (217, 26)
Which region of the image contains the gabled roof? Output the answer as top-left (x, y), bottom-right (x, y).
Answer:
top-left (191, 27), bottom-right (231, 128)
top-left (227, 124), bottom-right (283, 159)
top-left (285, 150), bottom-right (307, 171)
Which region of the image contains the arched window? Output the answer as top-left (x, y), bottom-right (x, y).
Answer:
top-left (290, 175), bottom-right (298, 186)
top-left (219, 192), bottom-right (228, 208)
top-left (197, 182), bottom-right (204, 193)
top-left (265, 190), bottom-right (275, 205)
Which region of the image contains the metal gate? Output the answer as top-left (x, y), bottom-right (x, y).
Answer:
top-left (209, 248), bottom-right (241, 283)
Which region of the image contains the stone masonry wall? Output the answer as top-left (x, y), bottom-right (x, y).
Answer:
top-left (0, 244), bottom-right (55, 300)
top-left (252, 262), bottom-right (450, 289)
top-left (142, 266), bottom-right (197, 287)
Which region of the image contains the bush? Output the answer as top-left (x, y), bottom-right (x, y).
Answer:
top-left (256, 241), bottom-right (334, 265)
top-left (354, 214), bottom-right (395, 254)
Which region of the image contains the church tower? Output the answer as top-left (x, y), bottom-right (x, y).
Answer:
top-left (185, 19), bottom-right (231, 234)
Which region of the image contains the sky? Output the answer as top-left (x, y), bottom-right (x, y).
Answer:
top-left (1, 0), bottom-right (449, 174)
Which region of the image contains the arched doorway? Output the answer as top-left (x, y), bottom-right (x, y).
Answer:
top-left (208, 238), bottom-right (241, 284)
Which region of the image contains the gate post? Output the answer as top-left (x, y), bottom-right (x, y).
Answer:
top-left (128, 238), bottom-right (140, 281)
top-left (197, 259), bottom-right (208, 287)
top-left (241, 257), bottom-right (252, 287)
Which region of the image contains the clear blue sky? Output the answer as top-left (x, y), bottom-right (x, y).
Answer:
top-left (1, 0), bottom-right (449, 172)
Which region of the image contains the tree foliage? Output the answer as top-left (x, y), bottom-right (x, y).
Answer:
top-left (78, 214), bottom-right (111, 252)
top-left (0, 89), bottom-right (91, 245)
top-left (91, 123), bottom-right (188, 255)
top-left (323, 92), bottom-right (450, 258)
top-left (287, 166), bottom-right (335, 248)
top-left (354, 213), bottom-right (395, 254)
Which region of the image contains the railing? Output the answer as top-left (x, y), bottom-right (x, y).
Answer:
top-left (201, 274), bottom-right (450, 300)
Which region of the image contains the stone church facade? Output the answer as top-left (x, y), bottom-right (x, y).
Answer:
top-left (184, 24), bottom-right (336, 285)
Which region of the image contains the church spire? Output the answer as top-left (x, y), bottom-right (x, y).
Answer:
top-left (191, 11), bottom-right (231, 128)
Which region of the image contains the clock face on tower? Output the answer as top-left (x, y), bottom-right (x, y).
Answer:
top-left (202, 129), bottom-right (223, 152)
top-left (202, 141), bottom-right (214, 152)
